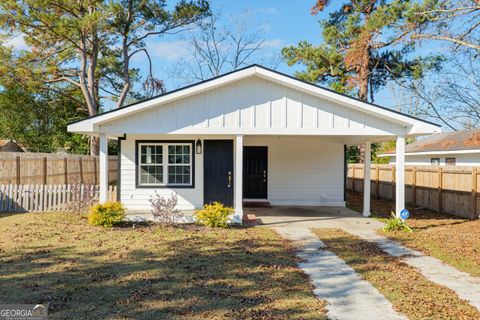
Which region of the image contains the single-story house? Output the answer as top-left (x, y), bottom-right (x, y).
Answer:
top-left (379, 129), bottom-right (480, 166)
top-left (67, 65), bottom-right (440, 222)
top-left (0, 139), bottom-right (26, 152)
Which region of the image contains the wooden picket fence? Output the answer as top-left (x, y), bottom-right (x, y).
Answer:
top-left (0, 184), bottom-right (117, 213)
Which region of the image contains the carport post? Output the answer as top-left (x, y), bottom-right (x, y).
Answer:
top-left (99, 133), bottom-right (108, 204)
top-left (234, 135), bottom-right (244, 223)
top-left (395, 135), bottom-right (406, 217)
top-left (363, 142), bottom-right (371, 217)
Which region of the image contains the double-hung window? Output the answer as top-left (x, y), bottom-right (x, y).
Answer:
top-left (138, 142), bottom-right (193, 187)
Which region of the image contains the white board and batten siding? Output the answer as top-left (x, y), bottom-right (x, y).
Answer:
top-left (113, 76), bottom-right (407, 213)
top-left (101, 77), bottom-right (405, 137)
top-left (120, 135), bottom-right (345, 213)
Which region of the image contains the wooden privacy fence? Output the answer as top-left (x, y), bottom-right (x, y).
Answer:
top-left (347, 164), bottom-right (480, 219)
top-left (0, 184), bottom-right (117, 213)
top-left (0, 152), bottom-right (118, 185)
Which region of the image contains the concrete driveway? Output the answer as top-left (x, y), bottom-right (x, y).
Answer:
top-left (246, 205), bottom-right (384, 232)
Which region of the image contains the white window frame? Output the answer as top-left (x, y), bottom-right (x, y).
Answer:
top-left (138, 142), bottom-right (193, 187)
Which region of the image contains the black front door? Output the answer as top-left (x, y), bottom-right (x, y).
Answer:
top-left (243, 146), bottom-right (268, 199)
top-left (203, 140), bottom-right (234, 206)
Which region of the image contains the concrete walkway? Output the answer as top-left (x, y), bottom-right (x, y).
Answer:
top-left (251, 205), bottom-right (480, 313)
top-left (275, 225), bottom-right (406, 320)
top-left (348, 228), bottom-right (480, 311)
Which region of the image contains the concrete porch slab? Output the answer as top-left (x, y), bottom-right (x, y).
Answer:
top-left (248, 205), bottom-right (384, 231)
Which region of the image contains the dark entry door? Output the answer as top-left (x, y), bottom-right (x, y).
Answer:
top-left (243, 146), bottom-right (268, 199)
top-left (204, 140), bottom-right (234, 206)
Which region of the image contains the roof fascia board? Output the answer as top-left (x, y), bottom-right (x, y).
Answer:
top-left (253, 67), bottom-right (437, 131)
top-left (68, 67), bottom-right (256, 132)
top-left (378, 149), bottom-right (480, 157)
top-left (68, 64), bottom-right (440, 134)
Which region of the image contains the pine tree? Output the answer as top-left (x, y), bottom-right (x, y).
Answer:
top-left (283, 0), bottom-right (442, 102)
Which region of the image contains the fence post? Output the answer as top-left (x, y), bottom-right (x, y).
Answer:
top-left (391, 166), bottom-right (396, 201)
top-left (412, 167), bottom-right (417, 206)
top-left (438, 167), bottom-right (443, 213)
top-left (472, 168), bottom-right (477, 220)
top-left (79, 158), bottom-right (84, 184)
top-left (375, 166), bottom-right (380, 199)
top-left (16, 156), bottom-right (21, 185)
top-left (352, 165), bottom-right (356, 193)
top-left (94, 158), bottom-right (98, 185)
top-left (64, 157), bottom-right (68, 184)
top-left (43, 157), bottom-right (48, 185)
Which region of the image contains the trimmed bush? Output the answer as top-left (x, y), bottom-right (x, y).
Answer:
top-left (195, 202), bottom-right (233, 228)
top-left (88, 202), bottom-right (126, 227)
top-left (149, 192), bottom-right (184, 225)
top-left (383, 212), bottom-right (413, 233)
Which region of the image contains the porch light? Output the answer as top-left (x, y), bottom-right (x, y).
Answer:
top-left (196, 139), bottom-right (202, 154)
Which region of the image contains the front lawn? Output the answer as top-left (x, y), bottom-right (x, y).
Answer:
top-left (313, 228), bottom-right (480, 319)
top-left (348, 192), bottom-right (480, 277)
top-left (0, 212), bottom-right (326, 319)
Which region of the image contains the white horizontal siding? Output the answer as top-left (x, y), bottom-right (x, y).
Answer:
top-left (120, 135), bottom-right (203, 213)
top-left (120, 135), bottom-right (345, 212)
top-left (103, 77), bottom-right (402, 136)
top-left (244, 136), bottom-right (344, 205)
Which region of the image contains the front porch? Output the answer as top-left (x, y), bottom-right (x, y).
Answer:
top-left (96, 133), bottom-right (410, 223)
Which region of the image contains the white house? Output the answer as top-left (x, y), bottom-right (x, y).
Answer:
top-left (379, 129), bottom-right (480, 166)
top-left (67, 65), bottom-right (440, 222)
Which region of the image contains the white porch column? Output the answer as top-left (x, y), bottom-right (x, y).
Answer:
top-left (99, 133), bottom-right (108, 204)
top-left (363, 142), bottom-right (371, 217)
top-left (395, 135), bottom-right (406, 217)
top-left (233, 134), bottom-right (244, 223)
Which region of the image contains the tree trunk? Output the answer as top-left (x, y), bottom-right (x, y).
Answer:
top-left (90, 136), bottom-right (99, 156)
top-left (356, 46), bottom-right (370, 163)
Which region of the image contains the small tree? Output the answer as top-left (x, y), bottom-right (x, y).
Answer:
top-left (149, 192), bottom-right (184, 225)
top-left (0, 0), bottom-right (210, 155)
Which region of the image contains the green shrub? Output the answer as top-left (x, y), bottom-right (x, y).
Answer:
top-left (88, 202), bottom-right (126, 227)
top-left (383, 212), bottom-right (413, 233)
top-left (195, 202), bottom-right (233, 228)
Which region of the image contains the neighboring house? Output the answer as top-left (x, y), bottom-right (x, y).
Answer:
top-left (379, 129), bottom-right (480, 166)
top-left (0, 139), bottom-right (26, 152)
top-left (68, 65), bottom-right (440, 222)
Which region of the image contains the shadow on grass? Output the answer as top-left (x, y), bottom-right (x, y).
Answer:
top-left (0, 225), bottom-right (322, 319)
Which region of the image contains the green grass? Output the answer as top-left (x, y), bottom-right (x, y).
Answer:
top-left (0, 212), bottom-right (326, 319)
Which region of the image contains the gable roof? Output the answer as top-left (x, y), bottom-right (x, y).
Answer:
top-left (0, 139), bottom-right (26, 152)
top-left (381, 128), bottom-right (480, 156)
top-left (68, 64), bottom-right (440, 135)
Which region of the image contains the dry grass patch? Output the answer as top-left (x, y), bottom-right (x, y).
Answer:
top-left (313, 228), bottom-right (480, 320)
top-left (0, 212), bottom-right (326, 319)
top-left (347, 192), bottom-right (480, 277)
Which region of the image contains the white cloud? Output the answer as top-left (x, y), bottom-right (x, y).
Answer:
top-left (254, 7), bottom-right (281, 16)
top-left (148, 40), bottom-right (191, 61)
top-left (5, 34), bottom-right (29, 50)
top-left (261, 38), bottom-right (286, 49)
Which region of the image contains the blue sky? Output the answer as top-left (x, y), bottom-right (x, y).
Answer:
top-left (134, 1), bottom-right (324, 88)
top-left (4, 0), bottom-right (443, 116)
top-left (132, 0), bottom-right (442, 113)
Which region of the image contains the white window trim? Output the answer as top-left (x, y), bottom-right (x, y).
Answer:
top-left (138, 142), bottom-right (193, 187)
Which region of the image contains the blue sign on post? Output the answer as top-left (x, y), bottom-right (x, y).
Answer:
top-left (400, 209), bottom-right (410, 220)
